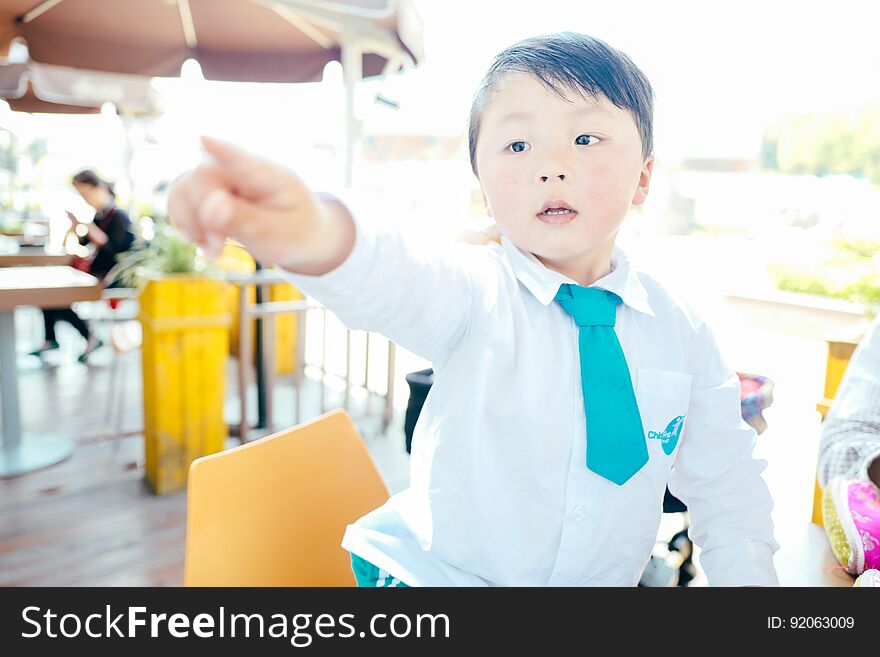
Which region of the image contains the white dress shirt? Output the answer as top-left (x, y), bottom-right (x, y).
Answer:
top-left (282, 199), bottom-right (780, 587)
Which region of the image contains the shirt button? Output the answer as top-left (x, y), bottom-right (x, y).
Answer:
top-left (573, 505), bottom-right (585, 520)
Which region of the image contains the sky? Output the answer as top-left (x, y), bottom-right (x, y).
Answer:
top-left (407, 0), bottom-right (880, 157)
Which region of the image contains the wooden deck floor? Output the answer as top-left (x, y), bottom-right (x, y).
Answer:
top-left (0, 327), bottom-right (411, 587)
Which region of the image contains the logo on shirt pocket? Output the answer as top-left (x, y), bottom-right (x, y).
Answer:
top-left (637, 368), bottom-right (693, 463)
top-left (647, 415), bottom-right (686, 455)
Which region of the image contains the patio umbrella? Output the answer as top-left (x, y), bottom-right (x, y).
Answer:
top-left (1, 66), bottom-right (93, 114)
top-left (0, 0), bottom-right (422, 81)
top-left (0, 0), bottom-right (424, 183)
top-left (0, 59), bottom-right (163, 115)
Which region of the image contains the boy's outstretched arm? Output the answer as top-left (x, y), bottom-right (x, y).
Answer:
top-left (168, 138), bottom-right (487, 364)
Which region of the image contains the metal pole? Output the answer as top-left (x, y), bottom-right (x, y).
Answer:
top-left (319, 308), bottom-right (327, 414)
top-left (383, 340), bottom-right (396, 431)
top-left (341, 33), bottom-right (363, 188)
top-left (344, 328), bottom-right (352, 410)
top-left (253, 263), bottom-right (267, 429)
top-left (262, 300), bottom-right (275, 432)
top-left (364, 332), bottom-right (371, 411)
top-left (237, 284), bottom-right (250, 443)
top-left (0, 311), bottom-right (22, 450)
top-left (0, 310), bottom-right (73, 476)
top-left (294, 308), bottom-right (307, 425)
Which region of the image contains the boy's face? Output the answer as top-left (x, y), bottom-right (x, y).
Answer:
top-left (474, 72), bottom-right (653, 281)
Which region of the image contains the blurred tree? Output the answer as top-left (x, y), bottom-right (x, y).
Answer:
top-left (26, 137), bottom-right (48, 166)
top-left (0, 128), bottom-right (16, 175)
top-left (762, 104), bottom-right (880, 184)
top-left (0, 128), bottom-right (17, 212)
top-left (758, 131), bottom-right (778, 170)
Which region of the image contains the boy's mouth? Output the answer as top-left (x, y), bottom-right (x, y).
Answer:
top-left (537, 200), bottom-right (577, 224)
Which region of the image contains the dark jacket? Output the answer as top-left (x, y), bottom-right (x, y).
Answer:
top-left (80, 205), bottom-right (135, 280)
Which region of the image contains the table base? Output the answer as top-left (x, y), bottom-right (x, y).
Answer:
top-left (0, 435), bottom-right (74, 478)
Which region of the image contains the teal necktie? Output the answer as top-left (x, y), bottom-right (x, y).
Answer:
top-left (554, 284), bottom-right (648, 486)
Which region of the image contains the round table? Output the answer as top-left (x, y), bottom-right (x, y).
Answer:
top-left (0, 266), bottom-right (101, 477)
top-left (0, 248), bottom-right (73, 268)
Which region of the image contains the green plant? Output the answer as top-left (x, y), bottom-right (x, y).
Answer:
top-left (833, 238), bottom-right (880, 260)
top-left (849, 277), bottom-right (880, 318)
top-left (105, 220), bottom-right (204, 288)
top-left (769, 263), bottom-right (879, 318)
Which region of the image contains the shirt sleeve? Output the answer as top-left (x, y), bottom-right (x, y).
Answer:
top-left (280, 189), bottom-right (495, 365)
top-left (667, 317), bottom-right (780, 587)
top-left (818, 316), bottom-right (880, 488)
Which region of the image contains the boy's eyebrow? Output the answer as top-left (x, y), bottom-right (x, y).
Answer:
top-left (497, 106), bottom-right (612, 125)
top-left (498, 111), bottom-right (535, 124)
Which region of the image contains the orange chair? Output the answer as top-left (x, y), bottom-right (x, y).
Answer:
top-left (184, 409), bottom-right (390, 586)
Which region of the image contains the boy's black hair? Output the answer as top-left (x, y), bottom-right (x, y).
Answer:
top-left (467, 32), bottom-right (654, 175)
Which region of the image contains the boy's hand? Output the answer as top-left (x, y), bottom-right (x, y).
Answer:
top-left (167, 136), bottom-right (354, 274)
top-left (456, 223), bottom-right (501, 246)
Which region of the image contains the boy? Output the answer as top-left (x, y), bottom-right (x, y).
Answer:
top-left (169, 32), bottom-right (779, 587)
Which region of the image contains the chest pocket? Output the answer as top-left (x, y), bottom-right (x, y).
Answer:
top-left (636, 369), bottom-right (693, 480)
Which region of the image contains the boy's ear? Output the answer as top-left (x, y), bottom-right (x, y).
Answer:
top-left (631, 155), bottom-right (654, 207)
top-left (481, 189), bottom-right (493, 218)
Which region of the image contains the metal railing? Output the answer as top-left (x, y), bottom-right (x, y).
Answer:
top-left (227, 270), bottom-right (396, 443)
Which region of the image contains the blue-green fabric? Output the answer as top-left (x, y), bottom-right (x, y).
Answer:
top-left (350, 553), bottom-right (410, 587)
top-left (554, 284), bottom-right (648, 486)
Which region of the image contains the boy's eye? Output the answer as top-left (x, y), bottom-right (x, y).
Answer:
top-left (507, 141), bottom-right (530, 153)
top-left (575, 134), bottom-right (599, 146)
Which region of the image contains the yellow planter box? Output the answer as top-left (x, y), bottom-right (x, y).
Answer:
top-left (139, 276), bottom-right (231, 495)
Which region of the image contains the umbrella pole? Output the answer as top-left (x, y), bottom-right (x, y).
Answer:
top-left (120, 111), bottom-right (136, 214)
top-left (254, 261), bottom-right (268, 429)
top-left (341, 35), bottom-right (363, 188)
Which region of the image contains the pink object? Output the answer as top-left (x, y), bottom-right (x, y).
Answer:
top-left (736, 372), bottom-right (774, 435)
top-left (829, 478), bottom-right (880, 573)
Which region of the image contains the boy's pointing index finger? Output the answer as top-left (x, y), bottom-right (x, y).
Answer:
top-left (200, 136), bottom-right (296, 203)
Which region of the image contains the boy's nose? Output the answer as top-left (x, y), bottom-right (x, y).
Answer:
top-left (539, 174), bottom-right (566, 183)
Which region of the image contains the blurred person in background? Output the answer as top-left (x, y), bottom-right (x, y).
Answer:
top-left (29, 169), bottom-right (135, 363)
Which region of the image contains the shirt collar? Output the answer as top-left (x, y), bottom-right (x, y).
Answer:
top-left (500, 236), bottom-right (655, 317)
